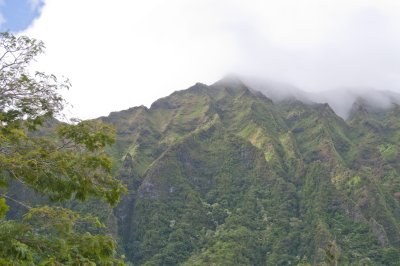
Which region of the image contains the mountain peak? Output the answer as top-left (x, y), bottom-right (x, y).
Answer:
top-left (212, 74), bottom-right (247, 89)
top-left (90, 78), bottom-right (400, 265)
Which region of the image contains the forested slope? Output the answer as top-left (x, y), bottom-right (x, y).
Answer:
top-left (99, 78), bottom-right (400, 265)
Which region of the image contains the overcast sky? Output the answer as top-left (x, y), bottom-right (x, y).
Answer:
top-left (2, 0), bottom-right (400, 118)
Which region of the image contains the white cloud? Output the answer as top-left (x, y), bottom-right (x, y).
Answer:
top-left (23, 0), bottom-right (400, 119)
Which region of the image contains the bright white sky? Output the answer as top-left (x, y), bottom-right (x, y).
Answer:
top-left (21, 0), bottom-right (400, 119)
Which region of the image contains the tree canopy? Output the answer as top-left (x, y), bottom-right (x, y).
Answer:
top-left (0, 32), bottom-right (126, 264)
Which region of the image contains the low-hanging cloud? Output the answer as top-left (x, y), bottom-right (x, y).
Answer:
top-left (237, 6), bottom-right (400, 118)
top-left (235, 6), bottom-right (400, 91)
top-left (21, 0), bottom-right (400, 119)
top-left (245, 77), bottom-right (400, 119)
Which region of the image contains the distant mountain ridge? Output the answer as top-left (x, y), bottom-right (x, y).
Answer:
top-left (96, 77), bottom-right (400, 265)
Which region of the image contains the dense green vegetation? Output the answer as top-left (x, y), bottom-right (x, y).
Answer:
top-left (3, 33), bottom-right (400, 265)
top-left (0, 33), bottom-right (126, 264)
top-left (101, 78), bottom-right (400, 265)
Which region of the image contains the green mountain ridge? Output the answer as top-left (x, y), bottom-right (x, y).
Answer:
top-left (6, 77), bottom-right (400, 265)
top-left (97, 78), bottom-right (400, 265)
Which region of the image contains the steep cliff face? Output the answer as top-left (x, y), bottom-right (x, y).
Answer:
top-left (101, 78), bottom-right (400, 265)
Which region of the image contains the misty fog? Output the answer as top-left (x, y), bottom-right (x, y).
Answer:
top-left (243, 77), bottom-right (400, 119)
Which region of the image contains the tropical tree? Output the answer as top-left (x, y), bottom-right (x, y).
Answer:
top-left (0, 32), bottom-right (127, 264)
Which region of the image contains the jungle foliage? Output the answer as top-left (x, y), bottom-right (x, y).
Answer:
top-left (0, 32), bottom-right (126, 264)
